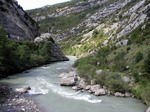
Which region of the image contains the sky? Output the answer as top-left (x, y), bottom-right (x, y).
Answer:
top-left (16, 0), bottom-right (70, 10)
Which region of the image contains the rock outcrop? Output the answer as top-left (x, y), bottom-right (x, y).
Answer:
top-left (50, 40), bottom-right (69, 61)
top-left (0, 0), bottom-right (40, 40)
top-left (35, 33), bottom-right (69, 61)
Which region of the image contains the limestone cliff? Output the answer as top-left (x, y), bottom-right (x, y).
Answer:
top-left (0, 0), bottom-right (40, 40)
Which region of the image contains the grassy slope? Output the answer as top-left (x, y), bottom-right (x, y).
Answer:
top-left (27, 0), bottom-right (150, 105)
top-left (73, 18), bottom-right (150, 105)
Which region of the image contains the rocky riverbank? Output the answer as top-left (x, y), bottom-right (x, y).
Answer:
top-left (0, 84), bottom-right (43, 112)
top-left (59, 70), bottom-right (150, 111)
top-left (59, 71), bottom-right (133, 97)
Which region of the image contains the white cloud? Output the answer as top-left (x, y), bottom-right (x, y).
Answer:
top-left (16, 0), bottom-right (70, 10)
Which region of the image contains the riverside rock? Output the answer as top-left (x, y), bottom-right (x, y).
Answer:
top-left (90, 85), bottom-right (101, 93)
top-left (78, 79), bottom-right (87, 89)
top-left (94, 89), bottom-right (106, 96)
top-left (125, 92), bottom-right (132, 97)
top-left (59, 71), bottom-right (78, 86)
top-left (85, 85), bottom-right (91, 90)
top-left (114, 92), bottom-right (125, 97)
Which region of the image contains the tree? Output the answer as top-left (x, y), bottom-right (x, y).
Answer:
top-left (39, 41), bottom-right (51, 61)
top-left (144, 51), bottom-right (150, 76)
top-left (17, 44), bottom-right (30, 66)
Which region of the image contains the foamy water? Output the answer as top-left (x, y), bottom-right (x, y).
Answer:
top-left (28, 77), bottom-right (102, 103)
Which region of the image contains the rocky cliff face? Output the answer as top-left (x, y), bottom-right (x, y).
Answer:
top-left (28, 0), bottom-right (150, 43)
top-left (0, 0), bottom-right (40, 40)
top-left (0, 0), bottom-right (68, 61)
top-left (28, 0), bottom-right (150, 56)
top-left (34, 33), bottom-right (69, 61)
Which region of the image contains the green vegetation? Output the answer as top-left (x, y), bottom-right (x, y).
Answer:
top-left (27, 0), bottom-right (150, 106)
top-left (73, 18), bottom-right (150, 105)
top-left (0, 27), bottom-right (52, 77)
top-left (27, 0), bottom-right (121, 33)
top-left (61, 29), bottom-right (108, 56)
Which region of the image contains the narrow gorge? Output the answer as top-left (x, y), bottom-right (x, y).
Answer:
top-left (0, 0), bottom-right (150, 112)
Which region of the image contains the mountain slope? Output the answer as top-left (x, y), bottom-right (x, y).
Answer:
top-left (28, 0), bottom-right (150, 106)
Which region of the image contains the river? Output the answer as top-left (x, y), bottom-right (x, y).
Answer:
top-left (0, 56), bottom-right (147, 112)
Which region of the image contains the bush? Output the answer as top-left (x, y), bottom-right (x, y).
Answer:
top-left (94, 72), bottom-right (129, 92)
top-left (113, 52), bottom-right (126, 72)
top-left (126, 47), bottom-right (131, 51)
top-left (77, 64), bottom-right (96, 82)
top-left (135, 52), bottom-right (143, 63)
top-left (141, 83), bottom-right (150, 105)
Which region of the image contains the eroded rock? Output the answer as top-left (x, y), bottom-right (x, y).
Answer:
top-left (59, 71), bottom-right (78, 86)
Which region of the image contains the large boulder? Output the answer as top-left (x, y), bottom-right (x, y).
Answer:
top-left (59, 71), bottom-right (78, 86)
top-left (60, 77), bottom-right (76, 86)
top-left (89, 85), bottom-right (106, 96)
top-left (0, 0), bottom-right (40, 40)
top-left (90, 85), bottom-right (101, 93)
top-left (85, 85), bottom-right (91, 90)
top-left (94, 89), bottom-right (106, 96)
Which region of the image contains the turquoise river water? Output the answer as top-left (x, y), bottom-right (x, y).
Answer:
top-left (0, 56), bottom-right (148, 112)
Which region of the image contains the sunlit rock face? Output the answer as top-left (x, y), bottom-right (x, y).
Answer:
top-left (0, 0), bottom-right (40, 40)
